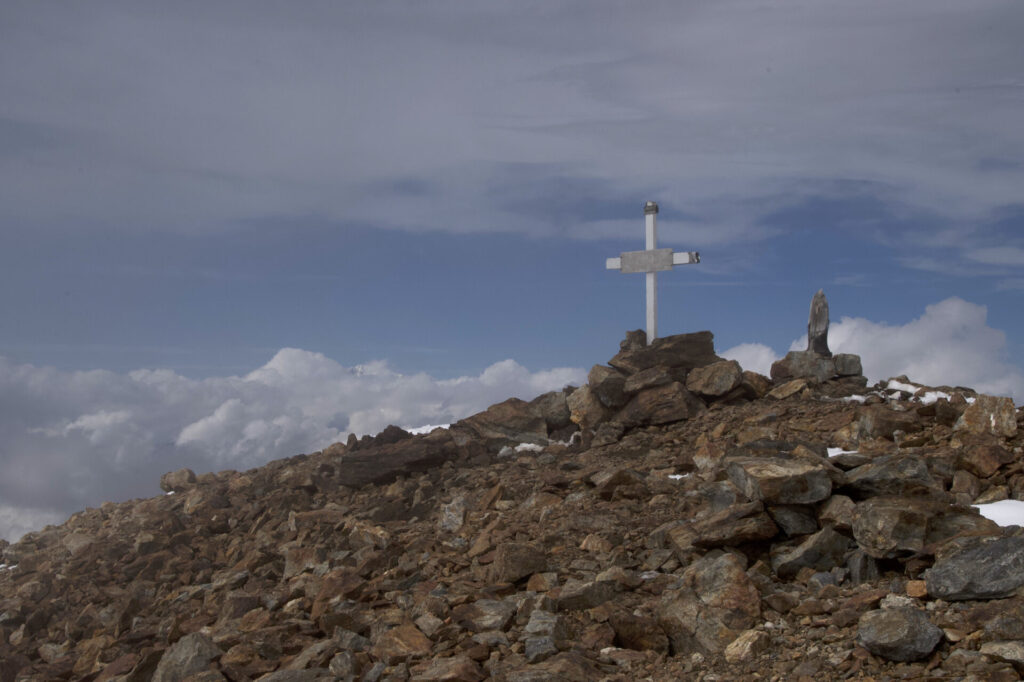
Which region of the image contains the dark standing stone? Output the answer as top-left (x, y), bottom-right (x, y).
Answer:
top-left (808, 289), bottom-right (831, 357)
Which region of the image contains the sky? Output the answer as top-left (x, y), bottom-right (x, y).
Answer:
top-left (2, 0), bottom-right (1024, 541)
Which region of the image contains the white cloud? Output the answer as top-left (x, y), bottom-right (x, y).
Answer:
top-left (721, 343), bottom-right (780, 377)
top-left (966, 247), bottom-right (1024, 267)
top-left (0, 350), bottom-right (584, 542)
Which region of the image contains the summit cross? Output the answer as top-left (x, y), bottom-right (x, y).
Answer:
top-left (605, 201), bottom-right (701, 344)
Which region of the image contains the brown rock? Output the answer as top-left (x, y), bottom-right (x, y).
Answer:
top-left (609, 611), bottom-right (669, 653)
top-left (955, 394), bottom-right (1018, 438)
top-left (658, 551), bottom-right (761, 655)
top-left (686, 360), bottom-right (743, 398)
top-left (338, 431), bottom-right (459, 487)
top-left (490, 542), bottom-right (547, 584)
top-left (454, 398), bottom-right (547, 449)
top-left (614, 382), bottom-right (706, 428)
top-left (726, 456), bottom-right (834, 505)
top-left (409, 655), bottom-right (484, 682)
top-left (608, 330), bottom-right (721, 374)
top-left (566, 385), bottom-right (610, 430)
top-left (159, 468), bottom-right (198, 493)
top-left (372, 623), bottom-right (432, 665)
top-left (858, 405), bottom-right (923, 440)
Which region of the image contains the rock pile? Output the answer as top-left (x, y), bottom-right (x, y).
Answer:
top-left (2, 329), bottom-right (1024, 681)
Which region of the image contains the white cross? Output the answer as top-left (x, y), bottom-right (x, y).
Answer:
top-left (605, 201), bottom-right (700, 344)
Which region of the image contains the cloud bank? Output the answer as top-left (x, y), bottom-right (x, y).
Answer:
top-left (0, 351), bottom-right (583, 542)
top-left (723, 297), bottom-right (1024, 400)
top-left (3, 1), bottom-right (1022, 250)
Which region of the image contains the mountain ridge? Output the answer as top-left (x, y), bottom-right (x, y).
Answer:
top-left (2, 328), bottom-right (1024, 681)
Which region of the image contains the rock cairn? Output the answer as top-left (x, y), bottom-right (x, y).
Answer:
top-left (2, 328), bottom-right (1024, 681)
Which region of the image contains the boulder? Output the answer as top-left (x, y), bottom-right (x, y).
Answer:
top-left (844, 454), bottom-right (943, 498)
top-left (925, 536), bottom-right (1024, 600)
top-left (566, 385), bottom-right (610, 430)
top-left (454, 398), bottom-right (547, 449)
top-left (851, 497), bottom-right (930, 558)
top-left (954, 395), bottom-right (1017, 438)
top-left (858, 405), bottom-right (923, 440)
top-left (608, 611), bottom-right (669, 653)
top-left (159, 468), bottom-right (197, 493)
top-left (338, 431), bottom-right (458, 487)
top-left (490, 542), bottom-right (547, 584)
top-left (770, 351), bottom-right (835, 383)
top-left (725, 456), bottom-right (834, 505)
top-left (686, 360), bottom-right (743, 398)
top-left (608, 331), bottom-right (721, 375)
top-left (529, 390), bottom-right (573, 432)
top-left (588, 365), bottom-right (628, 408)
top-left (451, 599), bottom-right (516, 632)
top-left (724, 629), bottom-right (771, 664)
top-left (857, 608), bottom-right (943, 662)
top-left (614, 382), bottom-right (706, 428)
top-left (770, 526), bottom-right (853, 580)
top-left (807, 289), bottom-right (831, 356)
top-left (834, 354), bottom-right (863, 377)
top-left (555, 578), bottom-right (616, 611)
top-left (657, 551), bottom-right (760, 655)
top-left (623, 365), bottom-right (683, 394)
top-left (152, 632), bottom-right (223, 682)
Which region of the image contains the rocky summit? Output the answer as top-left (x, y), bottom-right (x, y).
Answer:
top-left (3, 330), bottom-right (1024, 682)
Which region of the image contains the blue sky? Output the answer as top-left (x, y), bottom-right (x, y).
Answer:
top-left (2, 0), bottom-right (1024, 540)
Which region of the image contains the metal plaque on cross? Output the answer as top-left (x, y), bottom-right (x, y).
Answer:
top-left (606, 201), bottom-right (700, 344)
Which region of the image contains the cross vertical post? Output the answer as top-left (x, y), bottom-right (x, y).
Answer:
top-left (605, 201), bottom-right (701, 344)
top-left (645, 202), bottom-right (658, 343)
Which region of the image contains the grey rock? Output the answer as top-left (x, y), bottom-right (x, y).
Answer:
top-left (451, 599), bottom-right (516, 632)
top-left (588, 365), bottom-right (628, 408)
top-left (767, 505), bottom-right (819, 536)
top-left (857, 607), bottom-right (942, 662)
top-left (453, 398), bottom-right (548, 450)
top-left (529, 391), bottom-right (572, 432)
top-left (152, 632), bottom-right (223, 682)
top-left (834, 353), bottom-right (863, 377)
top-left (807, 289), bottom-right (831, 357)
top-left (954, 394), bottom-right (1018, 438)
top-left (770, 351), bottom-right (835, 383)
top-left (338, 431), bottom-right (459, 487)
top-left (844, 454), bottom-right (942, 498)
top-left (851, 497), bottom-right (930, 558)
top-left (925, 536), bottom-right (1024, 600)
top-left (771, 525), bottom-right (852, 580)
top-left (160, 468), bottom-right (198, 493)
top-left (524, 636), bottom-right (559, 663)
top-left (555, 578), bottom-right (616, 611)
top-left (725, 456), bottom-right (834, 505)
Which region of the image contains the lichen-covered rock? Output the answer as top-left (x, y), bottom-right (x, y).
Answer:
top-left (686, 360), bottom-right (743, 398)
top-left (954, 394), bottom-right (1018, 438)
top-left (725, 456), bottom-right (834, 505)
top-left (925, 536), bottom-right (1024, 600)
top-left (857, 608), bottom-right (942, 662)
top-left (657, 551), bottom-right (760, 655)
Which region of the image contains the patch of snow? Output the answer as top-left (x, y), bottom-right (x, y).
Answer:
top-left (887, 380), bottom-right (921, 394)
top-left (668, 474), bottom-right (689, 480)
top-left (165, 491), bottom-right (175, 495)
top-left (640, 571), bottom-right (661, 581)
top-left (966, 396), bottom-right (977, 404)
top-left (514, 442), bottom-right (544, 453)
top-left (973, 500), bottom-right (1024, 527)
top-left (405, 423), bottom-right (450, 435)
top-left (827, 448), bottom-right (859, 458)
top-left (842, 395), bottom-right (868, 403)
top-left (0, 564), bottom-right (16, 571)
top-left (919, 391), bottom-right (952, 405)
